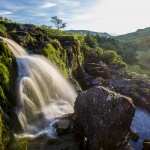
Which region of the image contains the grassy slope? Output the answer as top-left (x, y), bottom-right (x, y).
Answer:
top-left (115, 27), bottom-right (150, 76)
top-left (115, 27), bottom-right (150, 51)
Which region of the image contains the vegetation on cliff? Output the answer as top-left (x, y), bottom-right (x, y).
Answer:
top-left (0, 18), bottom-right (150, 149)
top-left (0, 40), bottom-right (14, 149)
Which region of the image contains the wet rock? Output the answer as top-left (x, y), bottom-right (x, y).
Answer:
top-left (130, 130), bottom-right (139, 142)
top-left (74, 86), bottom-right (135, 150)
top-left (55, 118), bottom-right (72, 135)
top-left (69, 77), bottom-right (82, 93)
top-left (45, 134), bottom-right (79, 150)
top-left (143, 139), bottom-right (150, 150)
top-left (27, 114), bottom-right (79, 150)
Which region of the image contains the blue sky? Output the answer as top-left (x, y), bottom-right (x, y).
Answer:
top-left (0, 0), bottom-right (150, 34)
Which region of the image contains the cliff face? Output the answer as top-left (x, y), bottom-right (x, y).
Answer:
top-left (0, 39), bottom-right (18, 149)
top-left (0, 20), bottom-right (150, 149)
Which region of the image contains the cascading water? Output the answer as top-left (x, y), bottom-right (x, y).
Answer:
top-left (1, 37), bottom-right (77, 139)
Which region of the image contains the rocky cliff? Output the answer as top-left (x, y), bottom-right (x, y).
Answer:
top-left (0, 20), bottom-right (150, 150)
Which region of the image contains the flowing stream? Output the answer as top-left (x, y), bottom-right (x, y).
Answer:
top-left (0, 37), bottom-right (77, 139)
top-left (131, 108), bottom-right (150, 150)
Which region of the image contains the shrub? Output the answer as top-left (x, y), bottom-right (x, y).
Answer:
top-left (102, 50), bottom-right (127, 68)
top-left (23, 33), bottom-right (36, 48)
top-left (84, 33), bottom-right (98, 48)
top-left (95, 47), bottom-right (104, 57)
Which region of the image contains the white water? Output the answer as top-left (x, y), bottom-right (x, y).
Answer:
top-left (1, 37), bottom-right (77, 138)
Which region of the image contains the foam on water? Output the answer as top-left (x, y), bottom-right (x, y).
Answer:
top-left (1, 37), bottom-right (77, 138)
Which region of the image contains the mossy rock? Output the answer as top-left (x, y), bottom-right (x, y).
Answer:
top-left (0, 113), bottom-right (10, 150)
top-left (0, 63), bottom-right (10, 88)
top-left (0, 39), bottom-right (19, 149)
top-left (42, 43), bottom-right (68, 76)
top-left (0, 40), bottom-right (13, 66)
top-left (0, 24), bottom-right (7, 37)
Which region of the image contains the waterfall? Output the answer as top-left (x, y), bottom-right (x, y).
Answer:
top-left (1, 37), bottom-right (77, 138)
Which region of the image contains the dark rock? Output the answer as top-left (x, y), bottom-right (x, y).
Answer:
top-left (54, 117), bottom-right (73, 136)
top-left (68, 76), bottom-right (82, 93)
top-left (143, 139), bottom-right (150, 150)
top-left (130, 130), bottom-right (139, 142)
top-left (108, 78), bottom-right (150, 112)
top-left (74, 67), bottom-right (94, 90)
top-left (74, 86), bottom-right (135, 150)
top-left (84, 61), bottom-right (111, 79)
top-left (25, 114), bottom-right (80, 150)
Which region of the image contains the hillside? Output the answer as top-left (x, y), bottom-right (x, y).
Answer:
top-left (115, 27), bottom-right (150, 51)
top-left (0, 19), bottom-right (150, 150)
top-left (67, 30), bottom-right (111, 38)
top-left (114, 27), bottom-right (150, 74)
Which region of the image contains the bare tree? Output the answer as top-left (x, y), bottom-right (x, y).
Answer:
top-left (51, 16), bottom-right (66, 30)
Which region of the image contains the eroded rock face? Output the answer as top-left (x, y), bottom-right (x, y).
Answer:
top-left (74, 86), bottom-right (135, 150)
top-left (108, 78), bottom-right (150, 112)
top-left (76, 58), bottom-right (150, 112)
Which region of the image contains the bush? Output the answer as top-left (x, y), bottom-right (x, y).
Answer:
top-left (41, 27), bottom-right (65, 37)
top-left (95, 47), bottom-right (104, 57)
top-left (23, 33), bottom-right (36, 48)
top-left (84, 33), bottom-right (98, 48)
top-left (102, 50), bottom-right (127, 68)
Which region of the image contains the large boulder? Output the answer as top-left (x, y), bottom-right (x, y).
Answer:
top-left (74, 86), bottom-right (135, 150)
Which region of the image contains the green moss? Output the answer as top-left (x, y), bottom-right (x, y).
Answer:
top-left (0, 113), bottom-right (10, 150)
top-left (0, 24), bottom-right (7, 37)
top-left (72, 40), bottom-right (83, 68)
top-left (41, 27), bottom-right (65, 37)
top-left (51, 39), bottom-right (63, 50)
top-left (0, 63), bottom-right (10, 88)
top-left (84, 33), bottom-right (98, 48)
top-left (10, 138), bottom-right (28, 150)
top-left (0, 87), bottom-right (6, 101)
top-left (51, 35), bottom-right (77, 41)
top-left (0, 40), bottom-right (17, 149)
top-left (23, 33), bottom-right (37, 48)
top-left (0, 41), bottom-right (13, 66)
top-left (42, 43), bottom-right (68, 76)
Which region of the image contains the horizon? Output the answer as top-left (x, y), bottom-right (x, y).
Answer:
top-left (0, 0), bottom-right (150, 35)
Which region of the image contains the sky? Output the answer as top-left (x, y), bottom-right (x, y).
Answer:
top-left (0, 0), bottom-right (150, 35)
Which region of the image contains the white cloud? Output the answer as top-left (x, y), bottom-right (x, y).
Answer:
top-left (31, 12), bottom-right (49, 17)
top-left (40, 2), bottom-right (56, 8)
top-left (68, 0), bottom-right (150, 34)
top-left (0, 10), bottom-right (13, 15)
top-left (1, 0), bottom-right (150, 34)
